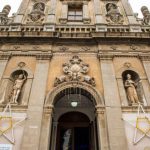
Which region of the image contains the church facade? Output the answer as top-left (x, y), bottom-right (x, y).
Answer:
top-left (0, 0), bottom-right (150, 150)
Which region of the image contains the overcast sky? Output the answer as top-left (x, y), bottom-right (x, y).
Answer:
top-left (0, 0), bottom-right (150, 18)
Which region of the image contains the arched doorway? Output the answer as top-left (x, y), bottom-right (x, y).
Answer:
top-left (57, 112), bottom-right (91, 150)
top-left (49, 87), bottom-right (99, 150)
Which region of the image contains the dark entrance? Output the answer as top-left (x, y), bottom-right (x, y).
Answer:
top-left (56, 112), bottom-right (91, 150)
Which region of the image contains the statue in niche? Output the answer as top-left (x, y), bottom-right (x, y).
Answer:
top-left (141, 6), bottom-right (150, 25)
top-left (27, 2), bottom-right (45, 23)
top-left (11, 73), bottom-right (27, 104)
top-left (62, 129), bottom-right (72, 150)
top-left (0, 5), bottom-right (11, 25)
top-left (124, 74), bottom-right (139, 105)
top-left (106, 3), bottom-right (124, 24)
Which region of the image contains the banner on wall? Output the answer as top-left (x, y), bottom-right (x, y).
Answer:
top-left (0, 144), bottom-right (12, 150)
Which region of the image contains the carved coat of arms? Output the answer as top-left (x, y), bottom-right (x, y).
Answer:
top-left (54, 56), bottom-right (96, 87)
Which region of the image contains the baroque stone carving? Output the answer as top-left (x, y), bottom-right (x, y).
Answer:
top-left (54, 56), bottom-right (96, 87)
top-left (11, 73), bottom-right (27, 104)
top-left (106, 3), bottom-right (124, 24)
top-left (124, 62), bottom-right (131, 68)
top-left (0, 5), bottom-right (11, 25)
top-left (141, 6), bottom-right (150, 25)
top-left (27, 2), bottom-right (45, 24)
top-left (124, 74), bottom-right (139, 105)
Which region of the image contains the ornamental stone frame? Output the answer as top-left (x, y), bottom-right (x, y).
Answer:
top-left (43, 81), bottom-right (107, 150)
top-left (59, 0), bottom-right (91, 24)
top-left (45, 81), bottom-right (104, 107)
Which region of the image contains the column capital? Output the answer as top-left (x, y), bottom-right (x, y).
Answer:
top-left (83, 1), bottom-right (89, 5)
top-left (0, 52), bottom-right (11, 60)
top-left (139, 54), bottom-right (150, 61)
top-left (36, 52), bottom-right (53, 60)
top-left (97, 52), bottom-right (114, 60)
top-left (96, 105), bottom-right (105, 114)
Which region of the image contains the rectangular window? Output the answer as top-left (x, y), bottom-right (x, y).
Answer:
top-left (68, 6), bottom-right (83, 22)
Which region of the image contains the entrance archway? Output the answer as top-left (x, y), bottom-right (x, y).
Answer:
top-left (56, 112), bottom-right (91, 150)
top-left (46, 82), bottom-right (104, 150)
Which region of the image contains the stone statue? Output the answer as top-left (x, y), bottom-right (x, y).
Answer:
top-left (63, 129), bottom-right (72, 150)
top-left (106, 3), bottom-right (124, 24)
top-left (124, 74), bottom-right (139, 105)
top-left (11, 73), bottom-right (27, 104)
top-left (0, 5), bottom-right (11, 25)
top-left (141, 6), bottom-right (150, 25)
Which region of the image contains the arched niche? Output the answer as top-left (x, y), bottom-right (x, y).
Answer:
top-left (0, 67), bottom-right (33, 105)
top-left (122, 70), bottom-right (145, 105)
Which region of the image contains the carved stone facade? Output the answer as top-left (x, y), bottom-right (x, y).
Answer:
top-left (0, 0), bottom-right (150, 150)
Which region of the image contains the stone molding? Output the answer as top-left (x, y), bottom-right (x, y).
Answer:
top-left (97, 52), bottom-right (143, 60)
top-left (0, 52), bottom-right (11, 60)
top-left (9, 52), bottom-right (53, 60)
top-left (36, 52), bottom-right (53, 60)
top-left (139, 54), bottom-right (150, 61)
top-left (45, 81), bottom-right (104, 107)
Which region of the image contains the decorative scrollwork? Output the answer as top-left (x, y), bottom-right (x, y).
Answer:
top-left (106, 3), bottom-right (124, 24)
top-left (26, 2), bottom-right (45, 24)
top-left (54, 56), bottom-right (96, 87)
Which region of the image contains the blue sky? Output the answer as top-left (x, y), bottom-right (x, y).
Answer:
top-left (0, 0), bottom-right (150, 18)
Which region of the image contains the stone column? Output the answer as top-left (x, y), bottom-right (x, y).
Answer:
top-left (140, 55), bottom-right (150, 105)
top-left (44, 0), bottom-right (57, 31)
top-left (116, 78), bottom-right (128, 106)
top-left (39, 107), bottom-right (53, 150)
top-left (96, 107), bottom-right (109, 150)
top-left (83, 2), bottom-right (91, 24)
top-left (93, 0), bottom-right (106, 31)
top-left (98, 54), bottom-right (128, 150)
top-left (141, 79), bottom-right (150, 106)
top-left (0, 53), bottom-right (11, 104)
top-left (13, 0), bottom-right (30, 24)
top-left (121, 0), bottom-right (141, 32)
top-left (51, 121), bottom-right (58, 150)
top-left (21, 53), bottom-right (52, 150)
top-left (0, 53), bottom-right (11, 80)
top-left (59, 2), bottom-right (68, 24)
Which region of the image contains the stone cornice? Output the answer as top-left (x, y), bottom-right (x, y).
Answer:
top-left (36, 52), bottom-right (53, 60)
top-left (9, 52), bottom-right (53, 60)
top-left (0, 52), bottom-right (11, 60)
top-left (97, 52), bottom-right (140, 60)
top-left (139, 54), bottom-right (150, 61)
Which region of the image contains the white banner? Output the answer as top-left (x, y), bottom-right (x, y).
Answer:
top-left (0, 144), bottom-right (12, 150)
